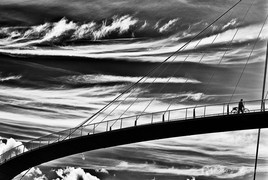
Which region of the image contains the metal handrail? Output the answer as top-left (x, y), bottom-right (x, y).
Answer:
top-left (0, 99), bottom-right (267, 164)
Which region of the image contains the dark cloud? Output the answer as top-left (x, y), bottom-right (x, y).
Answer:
top-left (0, 0), bottom-right (222, 26)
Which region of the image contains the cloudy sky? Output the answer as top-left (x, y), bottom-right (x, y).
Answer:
top-left (0, 0), bottom-right (268, 180)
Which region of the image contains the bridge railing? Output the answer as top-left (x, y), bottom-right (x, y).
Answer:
top-left (0, 99), bottom-right (267, 164)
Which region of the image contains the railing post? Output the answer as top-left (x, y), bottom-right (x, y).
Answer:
top-left (168, 111), bottom-right (170, 121)
top-left (106, 121), bottom-right (109, 131)
top-left (135, 116), bottom-right (138, 126)
top-left (151, 114), bottom-right (154, 124)
top-left (185, 108), bottom-right (188, 119)
top-left (110, 126), bottom-right (112, 131)
top-left (227, 104), bottom-right (229, 115)
top-left (193, 108), bottom-right (195, 119)
top-left (204, 106), bottom-right (206, 117)
top-left (120, 118), bottom-right (123, 129)
top-left (162, 114), bottom-right (165, 122)
top-left (262, 100), bottom-right (265, 111)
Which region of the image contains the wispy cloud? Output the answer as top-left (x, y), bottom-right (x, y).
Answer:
top-left (92, 15), bottom-right (138, 40)
top-left (0, 74), bottom-right (22, 82)
top-left (158, 18), bottom-right (179, 33)
top-left (140, 20), bottom-right (148, 30)
top-left (114, 161), bottom-right (255, 178)
top-left (61, 74), bottom-right (201, 84)
top-left (221, 18), bottom-right (239, 31)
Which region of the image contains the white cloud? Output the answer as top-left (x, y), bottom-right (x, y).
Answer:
top-left (182, 92), bottom-right (205, 101)
top-left (61, 74), bottom-right (201, 84)
top-left (92, 15), bottom-right (138, 40)
top-left (42, 18), bottom-right (77, 42)
top-left (140, 20), bottom-right (148, 30)
top-left (0, 137), bottom-right (27, 162)
top-left (154, 21), bottom-right (161, 29)
top-left (22, 167), bottom-right (43, 177)
top-left (23, 23), bottom-right (51, 38)
top-left (0, 15), bottom-right (138, 47)
top-left (222, 18), bottom-right (238, 31)
top-left (159, 18), bottom-right (179, 33)
top-left (95, 168), bottom-right (109, 174)
top-left (13, 167), bottom-right (48, 180)
top-left (73, 22), bottom-right (96, 39)
top-left (0, 75), bottom-right (22, 82)
top-left (54, 167), bottom-right (100, 180)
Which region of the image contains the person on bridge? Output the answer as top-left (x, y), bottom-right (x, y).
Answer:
top-left (238, 99), bottom-right (244, 114)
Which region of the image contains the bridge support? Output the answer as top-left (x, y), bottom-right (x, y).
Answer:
top-left (261, 41), bottom-right (268, 111)
top-left (253, 41), bottom-right (268, 180)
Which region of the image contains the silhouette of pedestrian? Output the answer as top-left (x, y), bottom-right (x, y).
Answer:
top-left (238, 99), bottom-right (244, 114)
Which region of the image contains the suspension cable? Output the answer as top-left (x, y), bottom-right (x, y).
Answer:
top-left (134, 39), bottom-right (210, 118)
top-left (229, 13), bottom-right (268, 103)
top-left (19, 168), bottom-right (31, 180)
top-left (59, 0), bottom-right (243, 140)
top-left (109, 9), bottom-right (236, 127)
top-left (131, 0), bottom-right (241, 116)
top-left (95, 0), bottom-right (242, 127)
top-left (93, 44), bottom-right (191, 123)
top-left (162, 35), bottom-right (220, 112)
top-left (86, 43), bottom-right (192, 129)
top-left (119, 40), bottom-right (202, 114)
top-left (193, 0), bottom-right (258, 107)
top-left (95, 39), bottom-right (201, 129)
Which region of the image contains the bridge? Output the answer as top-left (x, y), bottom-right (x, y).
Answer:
top-left (1, 0), bottom-right (268, 179)
top-left (0, 100), bottom-right (268, 179)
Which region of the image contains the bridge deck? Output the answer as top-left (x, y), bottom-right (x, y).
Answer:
top-left (0, 110), bottom-right (268, 179)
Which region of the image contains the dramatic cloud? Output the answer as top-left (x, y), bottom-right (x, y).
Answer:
top-left (91, 15), bottom-right (138, 40)
top-left (73, 22), bottom-right (96, 39)
top-left (0, 15), bottom-right (139, 46)
top-left (54, 167), bottom-right (100, 180)
top-left (42, 18), bottom-right (76, 42)
top-left (0, 137), bottom-right (27, 162)
top-left (158, 18), bottom-right (179, 33)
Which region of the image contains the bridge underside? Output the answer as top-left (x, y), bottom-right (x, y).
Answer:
top-left (1, 112), bottom-right (268, 179)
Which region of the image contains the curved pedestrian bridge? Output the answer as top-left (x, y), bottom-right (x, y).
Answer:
top-left (0, 99), bottom-right (268, 180)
